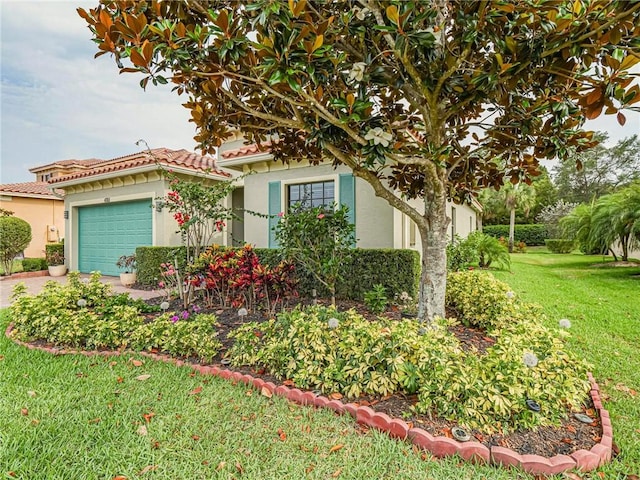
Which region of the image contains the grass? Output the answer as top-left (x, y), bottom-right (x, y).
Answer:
top-left (0, 260), bottom-right (23, 276)
top-left (0, 310), bottom-right (521, 480)
top-left (1, 251), bottom-right (638, 478)
top-left (492, 249), bottom-right (640, 477)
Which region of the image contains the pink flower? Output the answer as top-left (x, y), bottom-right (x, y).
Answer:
top-left (158, 281), bottom-right (165, 288)
top-left (317, 213), bottom-right (325, 219)
top-left (277, 212), bottom-right (284, 217)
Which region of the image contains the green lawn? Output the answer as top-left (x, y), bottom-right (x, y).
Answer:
top-left (1, 251), bottom-right (638, 478)
top-left (493, 250), bottom-right (640, 477)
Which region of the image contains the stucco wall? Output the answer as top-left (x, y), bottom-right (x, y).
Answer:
top-left (242, 163), bottom-right (394, 248)
top-left (0, 195), bottom-right (64, 258)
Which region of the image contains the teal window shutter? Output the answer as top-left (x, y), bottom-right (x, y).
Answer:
top-left (339, 174), bottom-right (356, 242)
top-left (268, 181), bottom-right (281, 248)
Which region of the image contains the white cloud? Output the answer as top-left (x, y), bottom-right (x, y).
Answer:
top-left (1, 1), bottom-right (197, 183)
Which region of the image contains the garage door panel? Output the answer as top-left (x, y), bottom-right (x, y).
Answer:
top-left (78, 200), bottom-right (152, 275)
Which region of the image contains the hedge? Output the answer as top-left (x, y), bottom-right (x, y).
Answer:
top-left (22, 258), bottom-right (48, 272)
top-left (137, 246), bottom-right (420, 301)
top-left (545, 239), bottom-right (575, 254)
top-left (482, 224), bottom-right (548, 246)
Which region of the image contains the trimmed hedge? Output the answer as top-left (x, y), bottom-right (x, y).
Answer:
top-left (22, 258), bottom-right (48, 272)
top-left (136, 246), bottom-right (187, 286)
top-left (545, 239), bottom-right (575, 254)
top-left (137, 246), bottom-right (420, 301)
top-left (482, 224), bottom-right (548, 246)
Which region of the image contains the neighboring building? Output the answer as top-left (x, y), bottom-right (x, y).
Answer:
top-left (218, 131), bottom-right (482, 253)
top-left (0, 182), bottom-right (64, 258)
top-left (48, 148), bottom-right (233, 276)
top-left (0, 159), bottom-right (101, 258)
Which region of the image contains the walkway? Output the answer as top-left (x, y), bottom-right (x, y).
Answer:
top-left (0, 273), bottom-right (161, 308)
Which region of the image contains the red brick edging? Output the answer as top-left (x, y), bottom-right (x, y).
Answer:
top-left (5, 323), bottom-right (613, 475)
top-left (0, 270), bottom-right (49, 280)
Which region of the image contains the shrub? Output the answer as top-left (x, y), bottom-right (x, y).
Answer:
top-left (446, 271), bottom-right (516, 331)
top-left (137, 246), bottom-right (420, 302)
top-left (446, 235), bottom-right (477, 271)
top-left (0, 216), bottom-right (32, 275)
top-left (363, 284), bottom-right (388, 314)
top-left (275, 204), bottom-right (355, 305)
top-left (545, 239), bottom-right (575, 254)
top-left (483, 224), bottom-right (547, 245)
top-left (45, 243), bottom-right (65, 266)
top-left (466, 232), bottom-right (511, 270)
top-left (22, 257), bottom-right (48, 272)
top-left (136, 246), bottom-right (186, 285)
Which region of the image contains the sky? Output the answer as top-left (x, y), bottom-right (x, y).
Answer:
top-left (1, 1), bottom-right (639, 185)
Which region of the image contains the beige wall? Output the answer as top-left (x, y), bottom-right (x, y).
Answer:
top-left (61, 172), bottom-right (230, 270)
top-left (0, 195), bottom-right (64, 258)
top-left (241, 162), bottom-right (395, 248)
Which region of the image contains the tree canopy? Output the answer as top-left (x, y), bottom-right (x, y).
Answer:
top-left (79, 0), bottom-right (640, 320)
top-left (553, 133), bottom-right (640, 204)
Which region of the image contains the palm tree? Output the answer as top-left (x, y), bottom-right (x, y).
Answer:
top-left (505, 183), bottom-right (536, 253)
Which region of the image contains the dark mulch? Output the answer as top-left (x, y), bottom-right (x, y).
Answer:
top-left (143, 295), bottom-right (602, 458)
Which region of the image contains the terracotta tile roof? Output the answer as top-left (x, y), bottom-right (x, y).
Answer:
top-left (0, 182), bottom-right (63, 198)
top-left (29, 159), bottom-right (104, 173)
top-left (49, 148), bottom-right (229, 184)
top-left (221, 142), bottom-right (272, 159)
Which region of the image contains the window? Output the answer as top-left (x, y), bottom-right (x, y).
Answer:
top-left (287, 180), bottom-right (334, 211)
top-left (40, 173), bottom-right (52, 182)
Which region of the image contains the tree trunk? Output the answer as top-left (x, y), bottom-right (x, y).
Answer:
top-left (417, 194), bottom-right (449, 322)
top-left (508, 207), bottom-right (516, 253)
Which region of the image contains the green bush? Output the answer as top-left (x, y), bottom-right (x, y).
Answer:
top-left (136, 246), bottom-right (186, 286)
top-left (446, 270), bottom-right (516, 331)
top-left (483, 224), bottom-right (548, 245)
top-left (9, 271), bottom-right (221, 361)
top-left (466, 232), bottom-right (511, 270)
top-left (545, 239), bottom-right (575, 253)
top-left (22, 257), bottom-right (48, 272)
top-left (137, 245), bottom-right (420, 301)
top-left (363, 284), bottom-right (388, 314)
top-left (228, 303), bottom-right (590, 433)
top-left (0, 216), bottom-right (32, 275)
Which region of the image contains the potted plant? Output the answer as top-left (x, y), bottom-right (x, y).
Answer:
top-left (46, 251), bottom-right (67, 277)
top-left (116, 253), bottom-right (137, 287)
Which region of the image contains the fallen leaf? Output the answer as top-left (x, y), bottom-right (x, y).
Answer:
top-left (20, 408), bottom-right (28, 416)
top-left (329, 392), bottom-right (343, 400)
top-left (136, 374), bottom-right (151, 381)
top-left (113, 477), bottom-right (127, 480)
top-left (563, 473), bottom-right (583, 480)
top-left (137, 425), bottom-right (148, 436)
top-left (143, 412), bottom-right (155, 423)
top-left (131, 359), bottom-right (143, 367)
top-left (192, 435), bottom-right (200, 441)
top-left (7, 472), bottom-right (16, 477)
top-left (331, 468), bottom-right (342, 478)
top-left (151, 440), bottom-right (160, 449)
top-left (329, 444), bottom-right (344, 454)
top-left (189, 386), bottom-right (203, 395)
top-left (216, 461), bottom-right (226, 471)
top-left (305, 464), bottom-right (315, 474)
top-left (277, 428), bottom-right (287, 441)
top-left (117, 377), bottom-right (124, 383)
top-left (261, 386), bottom-right (273, 398)
top-left (109, 361), bottom-right (117, 367)
top-left (596, 473), bottom-right (605, 479)
top-left (31, 419), bottom-right (40, 425)
top-left (139, 465), bottom-right (157, 475)
top-left (567, 425), bottom-right (576, 433)
top-left (89, 418), bottom-right (101, 424)
top-left (283, 379), bottom-right (295, 386)
top-left (27, 390), bottom-right (36, 397)
top-left (235, 462), bottom-right (244, 474)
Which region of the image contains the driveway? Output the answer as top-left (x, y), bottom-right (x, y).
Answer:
top-left (0, 273), bottom-right (161, 308)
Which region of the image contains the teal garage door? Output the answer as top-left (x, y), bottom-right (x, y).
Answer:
top-left (78, 199), bottom-right (152, 276)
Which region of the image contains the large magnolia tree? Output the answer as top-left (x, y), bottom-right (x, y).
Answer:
top-left (79, 0), bottom-right (640, 321)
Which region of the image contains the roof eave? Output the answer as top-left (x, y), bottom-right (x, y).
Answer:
top-left (51, 163), bottom-right (230, 189)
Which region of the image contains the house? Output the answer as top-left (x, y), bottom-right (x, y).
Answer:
top-left (0, 160), bottom-right (97, 257)
top-left (218, 131), bottom-right (482, 252)
top-left (47, 148), bottom-right (232, 276)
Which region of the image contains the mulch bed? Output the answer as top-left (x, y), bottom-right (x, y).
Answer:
top-left (144, 295), bottom-right (603, 458)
